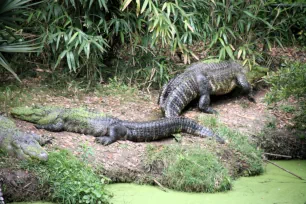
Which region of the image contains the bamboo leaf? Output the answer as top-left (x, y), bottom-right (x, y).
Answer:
top-left (225, 46), bottom-right (234, 59)
top-left (0, 53), bottom-right (21, 82)
top-left (68, 32), bottom-right (79, 45)
top-left (136, 0), bottom-right (140, 16)
top-left (237, 49), bottom-right (242, 59)
top-left (121, 0), bottom-right (133, 11)
top-left (141, 0), bottom-right (149, 13)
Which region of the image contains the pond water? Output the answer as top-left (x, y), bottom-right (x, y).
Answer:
top-left (107, 160), bottom-right (306, 204)
top-left (9, 161), bottom-right (306, 204)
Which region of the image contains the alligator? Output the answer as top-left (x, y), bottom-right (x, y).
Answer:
top-left (158, 61), bottom-right (255, 118)
top-left (0, 184), bottom-right (4, 204)
top-left (11, 106), bottom-right (225, 145)
top-left (0, 115), bottom-right (48, 162)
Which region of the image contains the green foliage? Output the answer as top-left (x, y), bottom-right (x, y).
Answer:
top-left (0, 0), bottom-right (41, 81)
top-left (265, 62), bottom-right (306, 130)
top-left (121, 0), bottom-right (291, 64)
top-left (146, 145), bottom-right (231, 192)
top-left (24, 149), bottom-right (110, 204)
top-left (108, 51), bottom-right (178, 89)
top-left (265, 62), bottom-right (306, 103)
top-left (3, 0), bottom-right (304, 86)
top-left (16, 0), bottom-right (296, 86)
top-left (199, 115), bottom-right (264, 176)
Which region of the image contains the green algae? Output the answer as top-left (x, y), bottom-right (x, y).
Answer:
top-left (108, 160), bottom-right (306, 204)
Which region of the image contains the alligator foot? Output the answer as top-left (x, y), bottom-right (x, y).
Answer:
top-left (95, 136), bottom-right (116, 146)
top-left (247, 95), bottom-right (256, 103)
top-left (213, 134), bottom-right (226, 144)
top-left (200, 107), bottom-right (218, 114)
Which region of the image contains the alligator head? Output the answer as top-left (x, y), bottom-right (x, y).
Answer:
top-left (11, 132), bottom-right (49, 161)
top-left (0, 115), bottom-right (48, 161)
top-left (11, 106), bottom-right (62, 125)
top-left (246, 65), bottom-right (269, 84)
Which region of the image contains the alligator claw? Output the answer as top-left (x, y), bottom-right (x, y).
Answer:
top-left (95, 136), bottom-right (115, 146)
top-left (247, 95), bottom-right (256, 103)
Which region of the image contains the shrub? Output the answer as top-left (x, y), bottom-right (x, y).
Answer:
top-left (265, 62), bottom-right (306, 130)
top-left (24, 149), bottom-right (110, 204)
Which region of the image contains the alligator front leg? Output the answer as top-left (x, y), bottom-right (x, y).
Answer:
top-left (197, 75), bottom-right (218, 114)
top-left (198, 95), bottom-right (217, 114)
top-left (237, 74), bottom-right (256, 103)
top-left (95, 125), bottom-right (127, 145)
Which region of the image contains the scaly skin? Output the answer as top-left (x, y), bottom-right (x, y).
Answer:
top-left (159, 61), bottom-right (255, 117)
top-left (0, 115), bottom-right (48, 161)
top-left (0, 185), bottom-right (4, 204)
top-left (11, 106), bottom-right (225, 145)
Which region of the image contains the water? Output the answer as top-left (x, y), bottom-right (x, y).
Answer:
top-left (9, 161), bottom-right (306, 204)
top-left (108, 160), bottom-right (306, 204)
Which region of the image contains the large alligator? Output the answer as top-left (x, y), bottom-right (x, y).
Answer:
top-left (158, 61), bottom-right (255, 118)
top-left (11, 106), bottom-right (225, 145)
top-left (0, 115), bottom-right (49, 204)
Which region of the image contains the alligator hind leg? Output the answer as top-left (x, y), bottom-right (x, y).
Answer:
top-left (95, 125), bottom-right (127, 145)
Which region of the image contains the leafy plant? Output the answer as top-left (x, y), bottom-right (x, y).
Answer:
top-left (0, 0), bottom-right (41, 81)
top-left (24, 149), bottom-right (111, 203)
top-left (265, 62), bottom-right (306, 130)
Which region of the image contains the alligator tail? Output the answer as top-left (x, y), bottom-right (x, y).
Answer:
top-left (122, 117), bottom-right (224, 143)
top-left (158, 77), bottom-right (176, 107)
top-left (164, 78), bottom-right (199, 118)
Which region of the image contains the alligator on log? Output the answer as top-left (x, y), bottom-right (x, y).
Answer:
top-left (11, 106), bottom-right (225, 145)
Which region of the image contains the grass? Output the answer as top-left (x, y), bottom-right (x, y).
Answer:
top-left (198, 114), bottom-right (264, 176)
top-left (0, 77), bottom-right (138, 114)
top-left (8, 149), bottom-right (111, 204)
top-left (145, 144), bottom-right (231, 193)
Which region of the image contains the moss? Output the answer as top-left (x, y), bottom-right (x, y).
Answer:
top-left (11, 106), bottom-right (107, 126)
top-left (10, 106), bottom-right (58, 124)
top-left (0, 116), bottom-right (17, 129)
top-left (145, 145), bottom-right (231, 193)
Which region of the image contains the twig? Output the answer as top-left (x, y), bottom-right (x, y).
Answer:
top-left (232, 112), bottom-right (255, 120)
top-left (23, 182), bottom-right (32, 189)
top-left (153, 179), bottom-right (168, 192)
top-left (264, 153), bottom-right (292, 158)
top-left (264, 159), bottom-right (304, 180)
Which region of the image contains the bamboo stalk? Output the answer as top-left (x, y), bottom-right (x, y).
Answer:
top-left (153, 179), bottom-right (168, 192)
top-left (264, 159), bottom-right (304, 180)
top-left (264, 153), bottom-right (292, 159)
